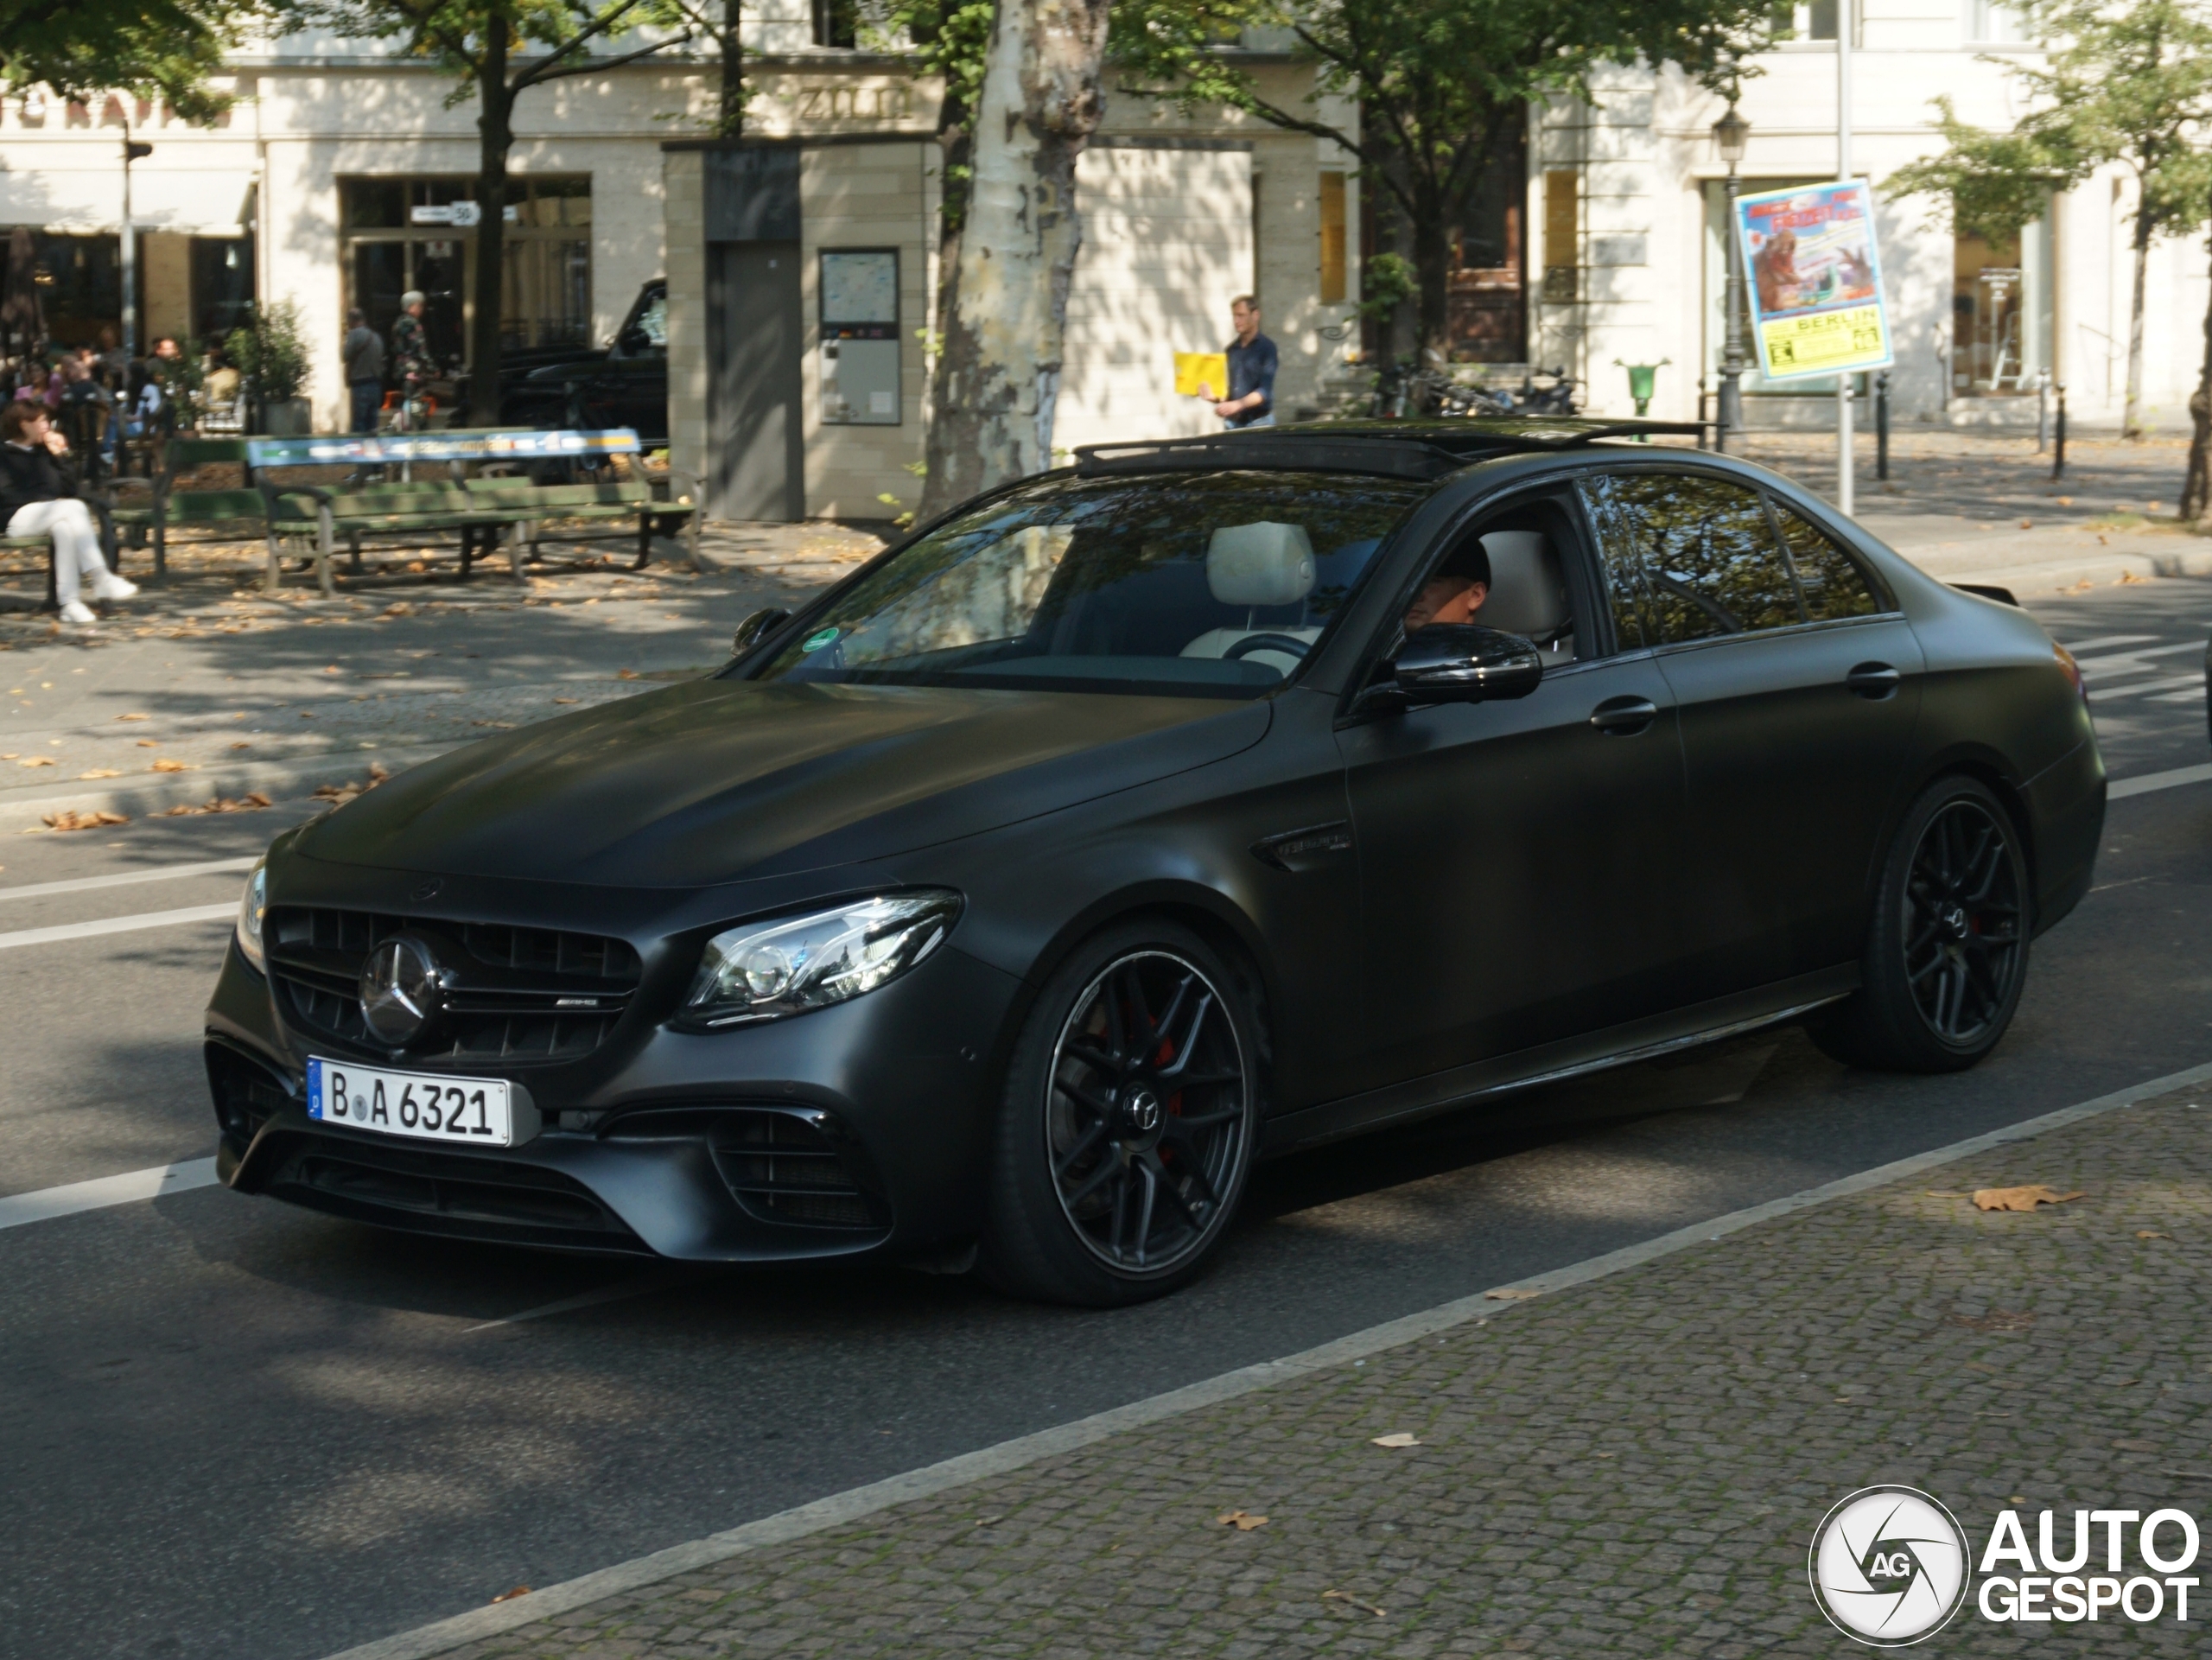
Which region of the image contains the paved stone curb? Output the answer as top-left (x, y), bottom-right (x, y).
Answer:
top-left (0, 738), bottom-right (461, 829)
top-left (324, 1059), bottom-right (2212, 1660)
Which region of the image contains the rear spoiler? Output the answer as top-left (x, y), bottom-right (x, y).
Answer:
top-left (1950, 582), bottom-right (2020, 607)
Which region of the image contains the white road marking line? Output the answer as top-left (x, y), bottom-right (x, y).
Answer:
top-left (322, 1055), bottom-right (2212, 1660)
top-left (463, 1274), bottom-right (677, 1333)
top-left (2111, 761), bottom-right (2212, 800)
top-left (2060, 634), bottom-right (2162, 653)
top-left (2071, 640), bottom-right (2202, 671)
top-left (0, 856), bottom-right (257, 903)
top-left (0, 903), bottom-right (236, 951)
top-left (2094, 675), bottom-right (2206, 702)
top-left (0, 1158), bottom-right (219, 1231)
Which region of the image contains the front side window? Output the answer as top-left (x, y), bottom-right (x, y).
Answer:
top-left (1592, 472), bottom-right (1804, 643)
top-left (752, 471), bottom-right (1423, 696)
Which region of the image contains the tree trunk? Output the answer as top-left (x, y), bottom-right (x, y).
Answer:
top-left (717, 0), bottom-right (744, 137)
top-left (918, 0), bottom-right (1110, 521)
top-left (2124, 203), bottom-right (2151, 441)
top-left (1411, 188), bottom-right (1451, 363)
top-left (467, 39), bottom-right (514, 429)
top-left (2183, 225), bottom-right (2212, 521)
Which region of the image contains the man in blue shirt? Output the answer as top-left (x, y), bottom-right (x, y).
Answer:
top-left (1209, 296), bottom-right (1277, 429)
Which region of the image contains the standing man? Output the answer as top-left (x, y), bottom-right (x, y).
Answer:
top-left (1201, 295), bottom-right (1278, 429)
top-left (341, 307), bottom-right (385, 435)
top-left (388, 291), bottom-right (430, 424)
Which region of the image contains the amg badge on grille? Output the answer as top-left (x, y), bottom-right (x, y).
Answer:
top-left (359, 936), bottom-right (442, 1046)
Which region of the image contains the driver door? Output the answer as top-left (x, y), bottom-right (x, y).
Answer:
top-left (1338, 486), bottom-right (1691, 1086)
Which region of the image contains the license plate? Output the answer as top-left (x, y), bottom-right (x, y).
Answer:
top-left (307, 1056), bottom-right (513, 1148)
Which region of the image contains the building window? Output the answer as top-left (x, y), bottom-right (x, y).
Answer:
top-left (1541, 169), bottom-right (1579, 302)
top-left (340, 175), bottom-right (592, 372)
top-left (1953, 211), bottom-right (2051, 395)
top-left (813, 0), bottom-right (861, 48)
top-left (1319, 172), bottom-right (1347, 305)
top-left (1965, 2), bottom-right (2031, 44)
top-left (1771, 2), bottom-right (1840, 40)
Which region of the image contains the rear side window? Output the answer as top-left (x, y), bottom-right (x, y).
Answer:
top-left (1770, 500), bottom-right (1880, 620)
top-left (1592, 472), bottom-right (1804, 642)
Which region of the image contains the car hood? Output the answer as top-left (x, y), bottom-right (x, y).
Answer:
top-left (292, 677), bottom-right (1272, 887)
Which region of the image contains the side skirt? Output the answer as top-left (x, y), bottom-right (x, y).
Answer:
top-left (1257, 965), bottom-right (1858, 1157)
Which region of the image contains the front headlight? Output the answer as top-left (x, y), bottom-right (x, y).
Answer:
top-left (682, 889), bottom-right (961, 1027)
top-left (235, 857), bottom-right (268, 974)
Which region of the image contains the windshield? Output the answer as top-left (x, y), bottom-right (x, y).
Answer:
top-left (752, 470), bottom-right (1425, 696)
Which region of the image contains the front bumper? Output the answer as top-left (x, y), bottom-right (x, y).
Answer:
top-left (205, 933), bottom-right (1024, 1262)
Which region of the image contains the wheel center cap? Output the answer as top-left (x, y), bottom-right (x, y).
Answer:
top-left (1942, 904), bottom-right (1969, 939)
top-left (1121, 1086), bottom-right (1163, 1136)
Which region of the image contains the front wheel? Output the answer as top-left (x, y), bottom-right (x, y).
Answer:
top-left (979, 919), bottom-right (1262, 1307)
top-left (1808, 775), bottom-right (2031, 1072)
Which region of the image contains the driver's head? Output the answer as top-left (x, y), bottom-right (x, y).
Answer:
top-left (1404, 543), bottom-right (1491, 632)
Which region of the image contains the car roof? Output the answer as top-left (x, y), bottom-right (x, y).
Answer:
top-left (1071, 418), bottom-right (1709, 484)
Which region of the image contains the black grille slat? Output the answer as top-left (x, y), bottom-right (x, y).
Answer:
top-left (267, 906), bottom-right (640, 1067)
top-left (706, 1111), bottom-right (883, 1231)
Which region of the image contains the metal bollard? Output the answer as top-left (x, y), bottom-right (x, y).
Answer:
top-left (1875, 371), bottom-right (1891, 483)
top-left (2050, 384), bottom-right (2068, 482)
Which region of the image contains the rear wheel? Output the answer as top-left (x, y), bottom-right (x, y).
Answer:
top-left (979, 919), bottom-right (1261, 1307)
top-left (1808, 775), bottom-right (2031, 1072)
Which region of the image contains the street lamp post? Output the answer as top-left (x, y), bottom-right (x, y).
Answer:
top-left (120, 123), bottom-right (152, 356)
top-left (1713, 105), bottom-right (1750, 454)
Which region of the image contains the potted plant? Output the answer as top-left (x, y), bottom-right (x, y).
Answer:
top-left (227, 299), bottom-right (313, 434)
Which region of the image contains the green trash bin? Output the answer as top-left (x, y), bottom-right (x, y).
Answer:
top-left (1614, 357), bottom-right (1671, 418)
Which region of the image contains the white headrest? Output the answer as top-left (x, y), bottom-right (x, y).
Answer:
top-left (1478, 530), bottom-right (1569, 637)
top-left (1207, 521), bottom-right (1316, 608)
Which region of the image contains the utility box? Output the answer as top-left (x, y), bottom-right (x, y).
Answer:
top-left (819, 249), bottom-right (901, 425)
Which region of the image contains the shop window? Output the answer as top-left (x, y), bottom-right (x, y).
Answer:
top-left (1319, 173), bottom-right (1347, 305)
top-left (340, 175), bottom-right (593, 368)
top-left (1953, 213), bottom-right (2050, 395)
top-left (189, 236), bottom-right (255, 341)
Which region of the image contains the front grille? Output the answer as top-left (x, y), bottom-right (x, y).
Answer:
top-left (267, 906), bottom-right (642, 1066)
top-left (602, 1106), bottom-right (887, 1231)
top-left (266, 1134), bottom-right (649, 1251)
top-left (207, 1040), bottom-right (295, 1147)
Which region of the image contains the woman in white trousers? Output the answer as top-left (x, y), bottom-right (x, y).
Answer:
top-left (0, 400), bottom-right (136, 623)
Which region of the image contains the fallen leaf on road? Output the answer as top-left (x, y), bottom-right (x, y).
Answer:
top-left (2137, 1231), bottom-right (2171, 1240)
top-left (41, 810), bottom-right (127, 831)
top-left (1973, 1186), bottom-right (2085, 1212)
top-left (230, 742), bottom-right (251, 750)
top-left (2056, 496), bottom-right (2074, 506)
top-left (1486, 1288), bottom-right (1541, 1301)
top-left (2019, 518), bottom-right (2032, 529)
top-left (616, 669), bottom-right (639, 680)
top-left (158, 794), bottom-right (272, 817)
top-left (1216, 1511), bottom-right (1269, 1531)
top-left (1323, 1590), bottom-right (1386, 1618)
top-left (115, 713), bottom-right (148, 722)
top-left (552, 696), bottom-right (579, 704)
top-left (150, 760), bottom-right (195, 773)
top-left (136, 739), bottom-right (156, 747)
top-left (472, 720), bottom-right (515, 728)
top-left (2117, 569), bottom-right (2148, 584)
top-left (16, 756), bottom-right (53, 766)
top-left (489, 1587), bottom-right (531, 1604)
top-left (1370, 1432), bottom-right (1422, 1448)
top-left (76, 768), bottom-right (120, 779)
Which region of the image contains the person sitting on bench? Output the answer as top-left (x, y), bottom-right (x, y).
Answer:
top-left (0, 400), bottom-right (137, 624)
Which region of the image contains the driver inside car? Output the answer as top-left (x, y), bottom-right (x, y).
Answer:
top-left (1403, 545), bottom-right (1492, 633)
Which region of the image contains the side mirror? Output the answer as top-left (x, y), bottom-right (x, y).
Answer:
top-left (616, 327), bottom-right (652, 354)
top-left (732, 607), bottom-right (791, 658)
top-left (1388, 624), bottom-right (1544, 704)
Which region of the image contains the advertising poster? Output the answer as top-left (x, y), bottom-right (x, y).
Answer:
top-left (1733, 179), bottom-right (1893, 380)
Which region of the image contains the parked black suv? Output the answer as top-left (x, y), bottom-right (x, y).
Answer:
top-left (495, 278), bottom-right (668, 442)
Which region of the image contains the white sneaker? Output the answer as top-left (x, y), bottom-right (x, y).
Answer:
top-left (93, 572), bottom-right (139, 601)
top-left (58, 601), bottom-right (97, 624)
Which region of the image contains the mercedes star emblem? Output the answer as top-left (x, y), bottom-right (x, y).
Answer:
top-left (359, 936), bottom-right (442, 1046)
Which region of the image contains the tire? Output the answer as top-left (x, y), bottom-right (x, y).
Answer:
top-left (1808, 774), bottom-right (2032, 1072)
top-left (978, 918), bottom-right (1264, 1307)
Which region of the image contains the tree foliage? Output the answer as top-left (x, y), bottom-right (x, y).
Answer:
top-left (1884, 0), bottom-right (2212, 439)
top-left (1108, 0), bottom-right (1778, 356)
top-left (0, 0), bottom-right (270, 123)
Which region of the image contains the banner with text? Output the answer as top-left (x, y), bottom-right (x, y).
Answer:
top-left (1734, 180), bottom-right (1893, 381)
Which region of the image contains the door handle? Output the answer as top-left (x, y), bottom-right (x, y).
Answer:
top-left (1845, 662), bottom-right (1903, 699)
top-left (1589, 695), bottom-right (1660, 735)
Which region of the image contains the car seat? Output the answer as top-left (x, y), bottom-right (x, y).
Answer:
top-left (1478, 530), bottom-right (1574, 661)
top-left (1180, 520), bottom-right (1324, 677)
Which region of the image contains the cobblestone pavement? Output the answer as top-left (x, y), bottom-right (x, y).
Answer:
top-left (0, 518), bottom-right (880, 830)
top-left (442, 1085), bottom-right (2212, 1659)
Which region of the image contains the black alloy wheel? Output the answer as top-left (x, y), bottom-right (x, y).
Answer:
top-left (981, 920), bottom-right (1262, 1306)
top-left (1808, 774), bottom-right (2031, 1073)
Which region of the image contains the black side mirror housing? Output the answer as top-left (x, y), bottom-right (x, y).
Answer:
top-left (1388, 624), bottom-right (1544, 704)
top-left (732, 607), bottom-right (791, 658)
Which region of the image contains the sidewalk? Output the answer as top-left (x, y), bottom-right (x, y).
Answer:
top-left (407, 1078), bottom-right (2212, 1660)
top-left (0, 519), bottom-right (886, 832)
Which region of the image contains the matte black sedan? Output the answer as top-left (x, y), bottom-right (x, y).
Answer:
top-left (205, 420), bottom-right (2104, 1305)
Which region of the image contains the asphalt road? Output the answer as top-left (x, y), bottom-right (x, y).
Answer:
top-left (3, 577), bottom-right (2209, 1660)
